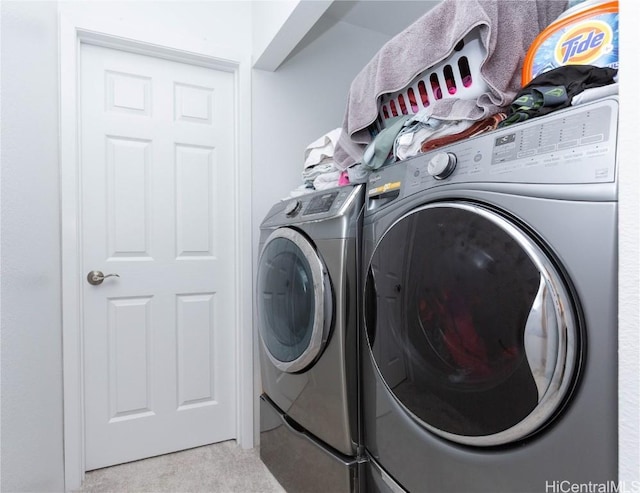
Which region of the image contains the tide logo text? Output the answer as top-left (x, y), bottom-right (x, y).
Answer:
top-left (555, 20), bottom-right (613, 65)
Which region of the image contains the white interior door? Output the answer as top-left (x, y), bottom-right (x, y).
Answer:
top-left (80, 43), bottom-right (237, 470)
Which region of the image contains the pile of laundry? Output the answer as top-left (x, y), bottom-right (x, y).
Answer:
top-left (290, 128), bottom-right (343, 197)
top-left (354, 61), bottom-right (618, 172)
top-left (358, 110), bottom-right (507, 172)
top-left (290, 128), bottom-right (368, 197)
top-left (288, 0), bottom-right (619, 197)
top-left (332, 0), bottom-right (571, 170)
top-left (497, 65), bottom-right (618, 127)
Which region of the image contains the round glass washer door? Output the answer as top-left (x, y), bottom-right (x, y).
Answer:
top-left (364, 202), bottom-right (580, 446)
top-left (257, 227), bottom-right (333, 373)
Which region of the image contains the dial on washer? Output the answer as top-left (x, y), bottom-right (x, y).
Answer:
top-left (427, 152), bottom-right (457, 180)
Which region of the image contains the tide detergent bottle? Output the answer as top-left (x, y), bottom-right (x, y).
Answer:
top-left (522, 0), bottom-right (618, 85)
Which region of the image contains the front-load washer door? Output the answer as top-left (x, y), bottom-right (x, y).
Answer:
top-left (364, 202), bottom-right (579, 447)
top-left (257, 227), bottom-right (333, 373)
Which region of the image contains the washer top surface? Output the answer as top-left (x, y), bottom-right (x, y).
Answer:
top-left (366, 97), bottom-right (618, 216)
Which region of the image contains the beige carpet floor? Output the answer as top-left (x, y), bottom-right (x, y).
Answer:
top-left (76, 441), bottom-right (286, 493)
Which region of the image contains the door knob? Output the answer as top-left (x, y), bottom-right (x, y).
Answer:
top-left (87, 270), bottom-right (120, 286)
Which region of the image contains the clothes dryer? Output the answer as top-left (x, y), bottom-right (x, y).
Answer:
top-left (361, 98), bottom-right (618, 492)
top-left (257, 185), bottom-right (364, 493)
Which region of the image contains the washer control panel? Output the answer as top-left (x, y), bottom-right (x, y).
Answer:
top-left (367, 97), bottom-right (618, 205)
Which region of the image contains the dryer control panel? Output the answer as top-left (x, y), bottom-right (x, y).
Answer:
top-left (367, 97), bottom-right (618, 207)
top-left (261, 185), bottom-right (362, 229)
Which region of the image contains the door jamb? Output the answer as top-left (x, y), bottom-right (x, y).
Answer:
top-left (59, 17), bottom-right (254, 491)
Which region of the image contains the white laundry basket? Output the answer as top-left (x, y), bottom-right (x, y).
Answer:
top-left (377, 27), bottom-right (487, 128)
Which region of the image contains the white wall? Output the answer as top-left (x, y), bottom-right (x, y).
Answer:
top-left (252, 0), bottom-right (300, 62)
top-left (58, 1), bottom-right (252, 61)
top-left (251, 17), bottom-right (391, 228)
top-left (618, 0), bottom-right (640, 481)
top-left (251, 0), bottom-right (333, 71)
top-left (1, 2), bottom-right (65, 492)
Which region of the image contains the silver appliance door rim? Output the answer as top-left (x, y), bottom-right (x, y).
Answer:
top-left (258, 227), bottom-right (332, 373)
top-left (366, 201), bottom-right (579, 447)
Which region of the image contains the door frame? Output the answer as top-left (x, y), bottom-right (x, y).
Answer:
top-left (60, 16), bottom-right (254, 491)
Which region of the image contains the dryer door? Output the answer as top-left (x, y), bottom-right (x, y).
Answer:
top-left (364, 202), bottom-right (579, 446)
top-left (257, 227), bottom-right (333, 373)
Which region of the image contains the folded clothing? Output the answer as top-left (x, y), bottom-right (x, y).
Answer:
top-left (347, 164), bottom-right (370, 184)
top-left (362, 116), bottom-right (410, 170)
top-left (302, 161), bottom-right (336, 182)
top-left (421, 113), bottom-right (506, 152)
top-left (313, 170), bottom-right (342, 191)
top-left (499, 65), bottom-right (618, 127)
top-left (289, 183), bottom-right (315, 198)
top-left (396, 117), bottom-right (474, 161)
top-left (304, 128), bottom-right (342, 169)
top-left (290, 129), bottom-right (353, 197)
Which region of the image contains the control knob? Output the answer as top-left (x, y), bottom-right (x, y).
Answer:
top-left (427, 152), bottom-right (457, 180)
top-left (284, 199), bottom-right (302, 217)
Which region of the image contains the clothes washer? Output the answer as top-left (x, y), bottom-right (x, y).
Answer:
top-left (361, 97), bottom-right (618, 492)
top-left (257, 185), bottom-right (365, 492)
